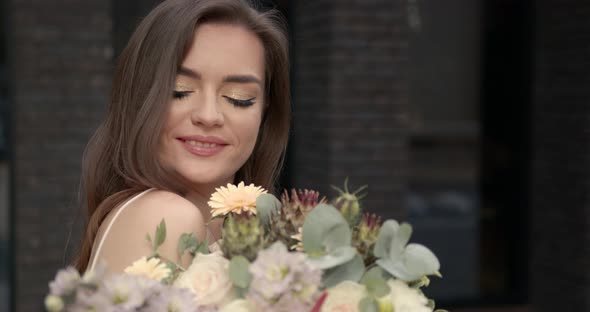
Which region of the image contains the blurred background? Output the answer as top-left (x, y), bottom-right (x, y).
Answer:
top-left (1, 0), bottom-right (589, 311)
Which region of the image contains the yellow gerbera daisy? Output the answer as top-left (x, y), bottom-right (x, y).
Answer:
top-left (124, 257), bottom-right (171, 281)
top-left (208, 182), bottom-right (267, 218)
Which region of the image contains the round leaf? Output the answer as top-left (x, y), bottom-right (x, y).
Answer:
top-left (322, 253), bottom-right (365, 288)
top-left (229, 256), bottom-right (252, 289)
top-left (373, 220), bottom-right (399, 259)
top-left (358, 297), bottom-right (379, 312)
top-left (392, 223), bottom-right (413, 258)
top-left (303, 204), bottom-right (351, 254)
top-left (256, 193), bottom-right (281, 227)
top-left (308, 246), bottom-right (356, 270)
top-left (376, 258), bottom-right (414, 281)
top-left (361, 267), bottom-right (390, 297)
top-left (404, 244), bottom-right (440, 277)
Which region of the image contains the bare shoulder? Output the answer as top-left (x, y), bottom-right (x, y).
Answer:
top-left (129, 190), bottom-right (206, 228)
top-left (92, 190), bottom-right (207, 273)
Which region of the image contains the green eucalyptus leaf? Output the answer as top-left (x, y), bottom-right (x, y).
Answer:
top-left (195, 241), bottom-right (210, 255)
top-left (373, 220), bottom-right (399, 259)
top-left (393, 223), bottom-right (413, 257)
top-left (146, 234), bottom-right (152, 244)
top-left (376, 258), bottom-right (412, 281)
top-left (177, 234), bottom-right (188, 257)
top-left (376, 244), bottom-right (440, 282)
top-left (234, 285), bottom-right (248, 298)
top-left (358, 297), bottom-right (378, 312)
top-left (256, 193), bottom-right (281, 227)
top-left (229, 256), bottom-right (252, 289)
top-left (308, 246), bottom-right (356, 270)
top-left (302, 204), bottom-right (351, 254)
top-left (322, 253), bottom-right (365, 288)
top-left (404, 244), bottom-right (440, 277)
top-left (154, 219), bottom-right (167, 250)
top-left (361, 267), bottom-right (390, 297)
top-left (178, 233), bottom-right (200, 258)
top-left (178, 240), bottom-right (186, 258)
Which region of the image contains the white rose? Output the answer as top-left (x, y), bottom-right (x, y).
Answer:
top-left (173, 252), bottom-right (235, 307)
top-left (321, 281), bottom-right (367, 312)
top-left (382, 279), bottom-right (432, 312)
top-left (219, 299), bottom-right (255, 312)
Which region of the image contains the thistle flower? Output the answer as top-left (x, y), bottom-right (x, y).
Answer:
top-left (332, 179), bottom-right (367, 227)
top-left (221, 213), bottom-right (265, 261)
top-left (208, 182), bottom-right (267, 218)
top-left (353, 213), bottom-right (382, 265)
top-left (269, 189), bottom-right (326, 247)
top-left (281, 189), bottom-right (326, 227)
top-left (248, 242), bottom-right (322, 311)
top-left (290, 227), bottom-right (304, 251)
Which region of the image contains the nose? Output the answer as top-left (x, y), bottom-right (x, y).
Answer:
top-left (190, 93), bottom-right (224, 127)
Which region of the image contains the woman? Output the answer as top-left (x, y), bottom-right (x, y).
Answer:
top-left (74, 0), bottom-right (290, 274)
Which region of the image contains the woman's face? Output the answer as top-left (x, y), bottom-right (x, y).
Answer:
top-left (160, 22), bottom-right (265, 189)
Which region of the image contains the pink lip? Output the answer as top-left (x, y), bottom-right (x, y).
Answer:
top-left (178, 135), bottom-right (228, 144)
top-left (177, 135), bottom-right (229, 157)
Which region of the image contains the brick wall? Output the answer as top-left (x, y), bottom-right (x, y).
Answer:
top-left (531, 0), bottom-right (590, 310)
top-left (290, 0), bottom-right (410, 219)
top-left (6, 0), bottom-right (112, 310)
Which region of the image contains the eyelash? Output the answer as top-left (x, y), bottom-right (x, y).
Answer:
top-left (222, 95), bottom-right (256, 108)
top-left (172, 91), bottom-right (255, 108)
top-left (173, 91), bottom-right (193, 100)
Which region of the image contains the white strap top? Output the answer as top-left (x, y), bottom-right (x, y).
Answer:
top-left (87, 188), bottom-right (155, 272)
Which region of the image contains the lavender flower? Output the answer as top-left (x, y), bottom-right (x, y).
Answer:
top-left (81, 262), bottom-right (108, 286)
top-left (142, 286), bottom-right (198, 312)
top-left (95, 274), bottom-right (147, 310)
top-left (49, 267), bottom-right (81, 297)
top-left (69, 291), bottom-right (112, 312)
top-left (248, 242), bottom-right (322, 311)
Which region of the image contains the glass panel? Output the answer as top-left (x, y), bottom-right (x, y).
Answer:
top-left (406, 0), bottom-right (482, 303)
top-left (0, 1), bottom-right (9, 308)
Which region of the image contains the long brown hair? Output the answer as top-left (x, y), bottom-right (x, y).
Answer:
top-left (74, 0), bottom-right (290, 272)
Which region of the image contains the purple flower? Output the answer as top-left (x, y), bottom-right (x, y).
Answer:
top-left (49, 267), bottom-right (81, 297)
top-left (96, 274), bottom-right (147, 310)
top-left (142, 286), bottom-right (198, 312)
top-left (248, 242), bottom-right (322, 311)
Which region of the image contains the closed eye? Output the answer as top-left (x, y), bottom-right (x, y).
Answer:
top-left (223, 95), bottom-right (256, 108)
top-left (173, 90), bottom-right (193, 100)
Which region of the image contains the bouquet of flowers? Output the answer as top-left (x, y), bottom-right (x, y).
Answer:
top-left (46, 181), bottom-right (447, 312)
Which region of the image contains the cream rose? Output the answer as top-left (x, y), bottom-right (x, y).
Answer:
top-left (173, 252), bottom-right (235, 307)
top-left (382, 279), bottom-right (432, 312)
top-left (219, 299), bottom-right (255, 312)
top-left (321, 281), bottom-right (367, 312)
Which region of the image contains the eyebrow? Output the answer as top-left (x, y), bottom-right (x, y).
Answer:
top-left (178, 66), bottom-right (263, 87)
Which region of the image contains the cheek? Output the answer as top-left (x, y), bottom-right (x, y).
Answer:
top-left (244, 117), bottom-right (263, 149)
top-left (159, 108), bottom-right (180, 158)
top-left (235, 110), bottom-right (263, 148)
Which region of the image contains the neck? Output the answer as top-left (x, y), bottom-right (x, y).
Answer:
top-left (184, 180), bottom-right (232, 240)
top-left (185, 189), bottom-right (213, 221)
